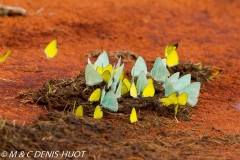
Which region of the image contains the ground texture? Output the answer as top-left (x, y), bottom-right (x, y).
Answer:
top-left (0, 0), bottom-right (240, 159)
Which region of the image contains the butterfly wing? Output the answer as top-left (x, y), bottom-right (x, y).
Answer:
top-left (89, 88), bottom-right (101, 102)
top-left (121, 81), bottom-right (129, 95)
top-left (115, 80), bottom-right (122, 99)
top-left (85, 64), bottom-right (103, 86)
top-left (150, 57), bottom-right (170, 83)
top-left (0, 50), bottom-right (11, 62)
top-left (94, 50), bottom-right (109, 68)
top-left (165, 44), bottom-right (179, 67)
top-left (177, 92), bottom-right (188, 105)
top-left (179, 82), bottom-right (201, 107)
top-left (164, 78), bottom-right (175, 97)
top-left (100, 87), bottom-right (106, 104)
top-left (75, 105), bottom-right (83, 117)
top-left (160, 92), bottom-right (177, 106)
top-left (130, 107), bottom-right (138, 123)
top-left (114, 63), bottom-right (124, 82)
top-left (136, 70), bottom-right (148, 95)
top-left (116, 56), bottom-right (121, 68)
top-left (101, 91), bottom-right (118, 112)
top-left (142, 83), bottom-right (155, 97)
top-left (131, 56), bottom-right (147, 77)
top-left (102, 70), bottom-right (111, 83)
top-left (130, 82), bottom-right (138, 98)
top-left (174, 74), bottom-right (191, 91)
top-left (94, 105), bottom-right (103, 119)
top-left (44, 40), bottom-right (58, 59)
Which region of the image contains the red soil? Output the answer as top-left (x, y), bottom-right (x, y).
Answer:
top-left (1, 0), bottom-right (240, 159)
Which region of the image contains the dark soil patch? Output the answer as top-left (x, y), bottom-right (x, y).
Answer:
top-left (1, 110), bottom-right (239, 159)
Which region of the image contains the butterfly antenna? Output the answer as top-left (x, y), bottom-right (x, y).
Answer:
top-left (174, 43), bottom-right (179, 49)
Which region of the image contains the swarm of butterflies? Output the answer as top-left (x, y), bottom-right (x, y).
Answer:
top-left (0, 40), bottom-right (217, 123)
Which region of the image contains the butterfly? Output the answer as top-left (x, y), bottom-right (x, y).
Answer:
top-left (114, 63), bottom-right (124, 82)
top-left (89, 88), bottom-right (101, 102)
top-left (136, 71), bottom-right (148, 95)
top-left (165, 43), bottom-right (179, 67)
top-left (93, 105), bottom-right (103, 119)
top-left (93, 50), bottom-right (109, 69)
top-left (121, 78), bottom-right (131, 95)
top-left (150, 57), bottom-right (170, 83)
top-left (164, 74), bottom-right (191, 97)
top-left (135, 71), bottom-right (155, 97)
top-left (101, 64), bottom-right (113, 83)
top-left (160, 92), bottom-right (188, 122)
top-left (75, 105), bottom-right (83, 117)
top-left (130, 82), bottom-right (138, 98)
top-left (198, 59), bottom-right (203, 70)
top-left (131, 56), bottom-right (147, 77)
top-left (130, 107), bottom-right (138, 123)
top-left (164, 75), bottom-right (201, 107)
top-left (101, 90), bottom-right (118, 112)
top-left (44, 40), bottom-right (58, 59)
top-left (115, 80), bottom-right (122, 99)
top-left (208, 70), bottom-right (221, 80)
top-left (85, 64), bottom-right (103, 86)
top-left (116, 56), bottom-right (122, 68)
top-left (142, 83), bottom-right (155, 97)
top-left (47, 81), bottom-right (52, 93)
top-left (0, 50), bottom-right (11, 62)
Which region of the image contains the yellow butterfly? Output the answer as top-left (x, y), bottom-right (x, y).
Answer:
top-left (44, 40), bottom-right (58, 59)
top-left (96, 66), bottom-right (103, 75)
top-left (94, 105), bottom-right (103, 119)
top-left (160, 92), bottom-right (188, 122)
top-left (130, 107), bottom-right (138, 123)
top-left (102, 64), bottom-right (113, 83)
top-left (121, 78), bottom-right (131, 95)
top-left (47, 81), bottom-right (52, 93)
top-left (75, 105), bottom-right (83, 117)
top-left (209, 70), bottom-right (221, 80)
top-left (165, 43), bottom-right (179, 67)
top-left (0, 50), bottom-right (11, 63)
top-left (198, 59), bottom-right (203, 70)
top-left (142, 83), bottom-right (155, 97)
top-left (130, 82), bottom-right (137, 98)
top-left (89, 88), bottom-right (101, 102)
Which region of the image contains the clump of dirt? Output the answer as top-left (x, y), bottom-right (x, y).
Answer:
top-left (18, 60), bottom-right (212, 121)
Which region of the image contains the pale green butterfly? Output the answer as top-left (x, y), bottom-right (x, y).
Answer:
top-left (164, 74), bottom-right (191, 96)
top-left (111, 81), bottom-right (117, 92)
top-left (164, 77), bottom-right (175, 97)
top-left (101, 90), bottom-right (118, 112)
top-left (85, 64), bottom-right (103, 86)
top-left (94, 50), bottom-right (109, 68)
top-left (115, 80), bottom-right (122, 99)
top-left (88, 58), bottom-right (92, 64)
top-left (136, 70), bottom-right (148, 95)
top-left (173, 74), bottom-right (191, 91)
top-left (163, 72), bottom-right (180, 89)
top-left (100, 87), bottom-right (106, 104)
top-left (150, 57), bottom-right (170, 83)
top-left (116, 56), bottom-right (121, 68)
top-left (131, 56), bottom-right (147, 77)
top-left (162, 58), bottom-right (167, 67)
top-left (114, 63), bottom-right (124, 82)
top-left (179, 82), bottom-right (201, 107)
top-left (169, 72), bottom-right (180, 84)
